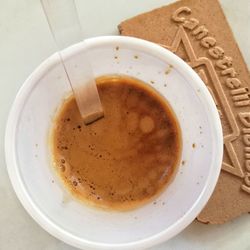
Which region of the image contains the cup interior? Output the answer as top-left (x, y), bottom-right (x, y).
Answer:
top-left (6, 36), bottom-right (222, 249)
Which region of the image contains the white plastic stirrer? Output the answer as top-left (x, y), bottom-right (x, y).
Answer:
top-left (41, 0), bottom-right (104, 124)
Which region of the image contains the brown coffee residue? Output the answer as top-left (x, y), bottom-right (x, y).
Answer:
top-left (51, 75), bottom-right (182, 210)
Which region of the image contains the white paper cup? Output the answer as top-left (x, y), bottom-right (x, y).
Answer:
top-left (5, 36), bottom-right (223, 250)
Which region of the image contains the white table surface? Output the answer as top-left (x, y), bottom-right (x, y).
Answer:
top-left (0, 0), bottom-right (249, 249)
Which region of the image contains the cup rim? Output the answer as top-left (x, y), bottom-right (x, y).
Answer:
top-left (5, 35), bottom-right (223, 250)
